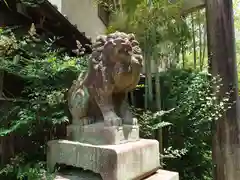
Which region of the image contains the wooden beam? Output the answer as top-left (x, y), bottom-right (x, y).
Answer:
top-left (206, 0), bottom-right (240, 179)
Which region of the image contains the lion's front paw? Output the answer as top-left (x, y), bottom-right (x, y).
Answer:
top-left (103, 112), bottom-right (122, 127)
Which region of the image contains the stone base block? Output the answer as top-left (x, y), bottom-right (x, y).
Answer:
top-left (47, 139), bottom-right (160, 180)
top-left (67, 122), bottom-right (139, 145)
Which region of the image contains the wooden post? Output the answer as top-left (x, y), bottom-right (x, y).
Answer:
top-left (206, 0), bottom-right (240, 180)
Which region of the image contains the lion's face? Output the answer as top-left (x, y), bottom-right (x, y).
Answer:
top-left (88, 32), bottom-right (143, 90)
top-left (106, 38), bottom-right (135, 75)
top-left (103, 38), bottom-right (132, 64)
top-left (113, 38), bottom-right (132, 63)
top-left (111, 39), bottom-right (142, 90)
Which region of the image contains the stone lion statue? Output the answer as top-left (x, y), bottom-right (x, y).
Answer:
top-left (68, 31), bottom-right (143, 126)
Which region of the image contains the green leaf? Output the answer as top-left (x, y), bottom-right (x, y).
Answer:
top-left (152, 121), bottom-right (173, 129)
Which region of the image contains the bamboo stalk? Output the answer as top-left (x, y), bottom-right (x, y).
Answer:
top-left (155, 57), bottom-right (163, 166)
top-left (191, 12), bottom-right (197, 69)
top-left (198, 10), bottom-right (203, 70)
top-left (181, 43), bottom-right (185, 68)
top-left (144, 35), bottom-right (149, 109)
top-left (201, 20), bottom-right (207, 69)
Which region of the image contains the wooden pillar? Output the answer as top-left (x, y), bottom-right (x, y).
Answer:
top-left (206, 0), bottom-right (240, 180)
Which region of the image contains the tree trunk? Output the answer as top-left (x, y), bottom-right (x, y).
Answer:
top-left (206, 0), bottom-right (240, 180)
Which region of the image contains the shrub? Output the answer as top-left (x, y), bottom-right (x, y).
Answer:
top-left (0, 26), bottom-right (88, 179)
top-left (160, 69), bottom-right (231, 180)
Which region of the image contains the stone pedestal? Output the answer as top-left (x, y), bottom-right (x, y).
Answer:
top-left (47, 122), bottom-right (179, 180)
top-left (67, 122), bottom-right (139, 145)
top-left (47, 139), bottom-right (160, 180)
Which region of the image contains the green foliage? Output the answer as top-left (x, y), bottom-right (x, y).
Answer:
top-left (0, 154), bottom-right (55, 180)
top-left (105, 0), bottom-right (191, 57)
top-left (132, 107), bottom-right (188, 164)
top-left (178, 9), bottom-right (208, 70)
top-left (160, 69), bottom-right (231, 180)
top-left (132, 107), bottom-right (174, 138)
top-left (0, 26), bottom-right (87, 134)
top-left (0, 26), bottom-right (88, 179)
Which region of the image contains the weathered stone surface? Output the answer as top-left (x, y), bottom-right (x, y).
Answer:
top-left (47, 139), bottom-right (159, 180)
top-left (67, 122), bottom-right (139, 145)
